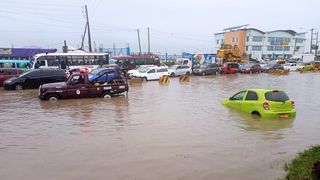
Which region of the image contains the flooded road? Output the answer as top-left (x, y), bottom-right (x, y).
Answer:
top-left (0, 72), bottom-right (320, 180)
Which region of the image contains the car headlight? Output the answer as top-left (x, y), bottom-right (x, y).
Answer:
top-left (5, 80), bottom-right (11, 83)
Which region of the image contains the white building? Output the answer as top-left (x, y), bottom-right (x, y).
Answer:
top-left (214, 28), bottom-right (306, 60)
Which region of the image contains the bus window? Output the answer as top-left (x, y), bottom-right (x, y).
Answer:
top-left (47, 59), bottom-right (58, 67)
top-left (135, 59), bottom-right (144, 65)
top-left (146, 59), bottom-right (154, 65)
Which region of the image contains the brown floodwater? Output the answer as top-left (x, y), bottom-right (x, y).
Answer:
top-left (0, 72), bottom-right (320, 180)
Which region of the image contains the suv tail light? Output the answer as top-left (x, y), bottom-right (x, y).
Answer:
top-left (64, 74), bottom-right (69, 79)
top-left (263, 102), bottom-right (270, 110)
top-left (291, 101), bottom-right (295, 108)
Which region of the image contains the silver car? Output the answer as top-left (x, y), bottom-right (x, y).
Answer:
top-left (167, 65), bottom-right (191, 77)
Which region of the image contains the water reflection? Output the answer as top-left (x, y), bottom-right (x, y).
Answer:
top-left (227, 109), bottom-right (295, 132)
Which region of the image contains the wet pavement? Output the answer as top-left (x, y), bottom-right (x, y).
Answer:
top-left (0, 72), bottom-right (320, 180)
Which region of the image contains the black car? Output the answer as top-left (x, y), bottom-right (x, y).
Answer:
top-left (3, 69), bottom-right (67, 90)
top-left (193, 63), bottom-right (220, 75)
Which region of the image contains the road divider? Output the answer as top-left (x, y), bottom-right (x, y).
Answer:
top-left (179, 75), bottom-right (190, 83)
top-left (159, 76), bottom-right (170, 85)
top-left (268, 69), bottom-right (290, 75)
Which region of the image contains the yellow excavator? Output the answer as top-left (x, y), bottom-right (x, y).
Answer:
top-left (217, 44), bottom-right (242, 63)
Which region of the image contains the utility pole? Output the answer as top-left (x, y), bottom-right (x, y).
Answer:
top-left (147, 27), bottom-right (150, 54)
top-left (113, 43), bottom-right (116, 56)
top-left (80, 22), bottom-right (88, 50)
top-left (315, 32), bottom-right (319, 55)
top-left (137, 29), bottom-right (142, 54)
top-left (310, 28), bottom-right (314, 53)
top-left (63, 40), bottom-right (68, 53)
top-left (85, 5), bottom-right (92, 52)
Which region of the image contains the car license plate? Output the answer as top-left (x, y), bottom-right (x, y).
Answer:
top-left (279, 114), bottom-right (289, 119)
top-left (119, 85), bottom-right (125, 89)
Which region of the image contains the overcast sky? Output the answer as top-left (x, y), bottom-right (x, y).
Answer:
top-left (0, 0), bottom-right (319, 54)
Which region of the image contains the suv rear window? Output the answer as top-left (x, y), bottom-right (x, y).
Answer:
top-left (265, 91), bottom-right (289, 102)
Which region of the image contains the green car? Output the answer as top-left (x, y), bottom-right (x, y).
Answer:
top-left (222, 89), bottom-right (296, 118)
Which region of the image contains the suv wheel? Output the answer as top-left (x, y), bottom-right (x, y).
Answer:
top-left (186, 72), bottom-right (190, 76)
top-left (47, 94), bottom-right (60, 101)
top-left (202, 72), bottom-right (206, 76)
top-left (102, 91), bottom-right (111, 98)
top-left (170, 73), bottom-right (175, 77)
top-left (14, 83), bottom-right (23, 90)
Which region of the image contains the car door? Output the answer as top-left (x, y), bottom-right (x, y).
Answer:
top-left (24, 70), bottom-right (41, 89)
top-left (40, 70), bottom-right (55, 85)
top-left (241, 91), bottom-right (259, 113)
top-left (158, 68), bottom-right (168, 78)
top-left (227, 91), bottom-right (247, 110)
top-left (66, 74), bottom-right (89, 98)
top-left (146, 68), bottom-right (156, 80)
top-left (155, 68), bottom-right (163, 79)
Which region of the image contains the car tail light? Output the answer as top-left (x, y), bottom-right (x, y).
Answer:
top-left (263, 102), bottom-right (270, 110)
top-left (64, 74), bottom-right (69, 79)
top-left (291, 101), bottom-right (295, 108)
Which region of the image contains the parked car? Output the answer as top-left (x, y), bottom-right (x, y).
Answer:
top-left (167, 65), bottom-right (191, 77)
top-left (88, 67), bottom-right (125, 83)
top-left (0, 68), bottom-right (25, 86)
top-left (134, 66), bottom-right (169, 81)
top-left (193, 63), bottom-right (220, 75)
top-left (220, 62), bottom-right (240, 74)
top-left (127, 65), bottom-right (155, 78)
top-left (283, 63), bottom-right (303, 71)
top-left (262, 63), bottom-right (284, 72)
top-left (3, 69), bottom-right (67, 90)
top-left (39, 72), bottom-right (128, 101)
top-left (241, 63), bottom-right (262, 73)
top-left (222, 89), bottom-right (296, 118)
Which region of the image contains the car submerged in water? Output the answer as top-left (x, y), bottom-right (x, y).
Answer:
top-left (222, 89), bottom-right (296, 118)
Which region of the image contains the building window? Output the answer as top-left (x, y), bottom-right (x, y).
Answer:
top-left (284, 38), bottom-right (291, 42)
top-left (246, 36), bottom-right (249, 42)
top-left (275, 46), bottom-right (283, 51)
top-left (217, 40), bottom-right (219, 44)
top-left (275, 37), bottom-right (284, 43)
top-left (267, 46), bottom-right (274, 51)
top-left (284, 46), bottom-right (290, 51)
top-left (252, 46), bottom-right (262, 51)
top-left (246, 46), bottom-right (248, 51)
top-left (252, 36), bottom-right (263, 42)
top-left (268, 37), bottom-right (275, 42)
top-left (296, 38), bottom-right (304, 43)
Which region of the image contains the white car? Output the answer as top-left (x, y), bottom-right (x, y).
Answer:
top-left (167, 65), bottom-right (192, 77)
top-left (127, 65), bottom-right (155, 77)
top-left (135, 66), bottom-right (169, 81)
top-left (283, 63), bottom-right (303, 71)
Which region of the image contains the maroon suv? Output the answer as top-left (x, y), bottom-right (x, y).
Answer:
top-left (0, 68), bottom-right (24, 86)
